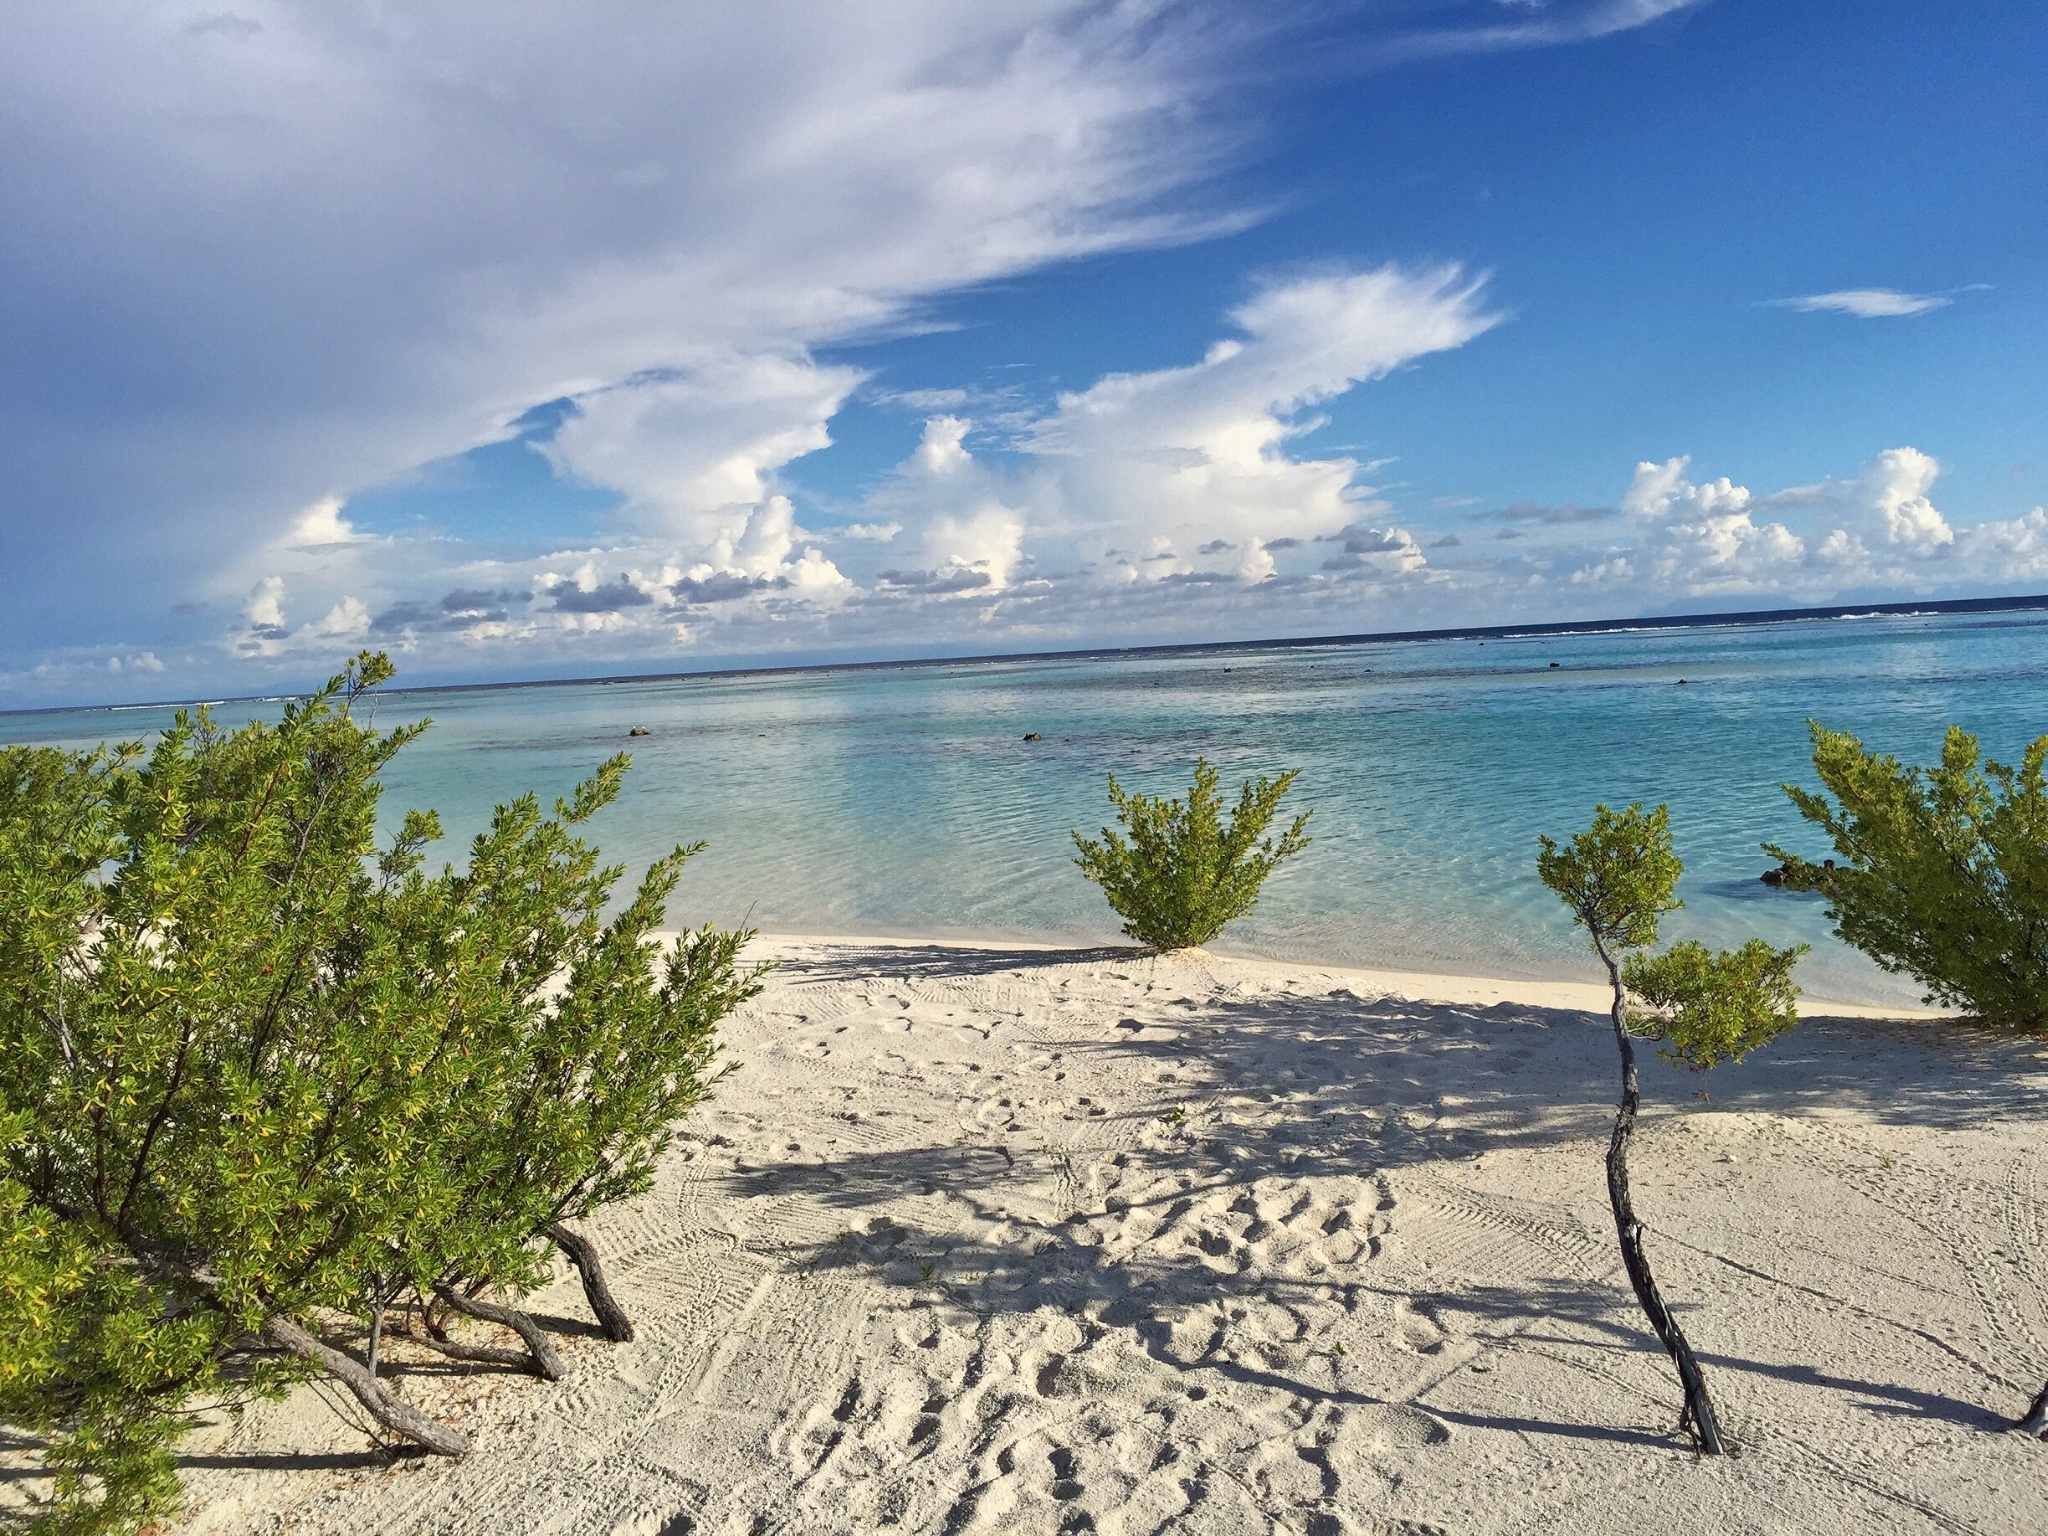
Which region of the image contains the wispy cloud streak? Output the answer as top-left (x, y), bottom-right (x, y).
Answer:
top-left (1774, 288), bottom-right (1954, 319)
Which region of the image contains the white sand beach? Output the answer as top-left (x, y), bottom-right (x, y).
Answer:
top-left (163, 936), bottom-right (2048, 1535)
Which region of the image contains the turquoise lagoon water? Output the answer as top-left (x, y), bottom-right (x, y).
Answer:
top-left (7, 610), bottom-right (2047, 1008)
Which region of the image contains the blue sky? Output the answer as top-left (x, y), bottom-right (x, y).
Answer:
top-left (2, 1), bottom-right (2042, 704)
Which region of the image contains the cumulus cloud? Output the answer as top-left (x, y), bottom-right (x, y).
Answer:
top-left (283, 495), bottom-right (360, 547)
top-left (1759, 446), bottom-right (1955, 558)
top-left (233, 574), bottom-right (375, 654)
top-left (1568, 556), bottom-right (1633, 586)
top-left (926, 510), bottom-right (1027, 591)
top-left (310, 596), bottom-right (371, 640)
top-left (1320, 524), bottom-right (1427, 573)
top-left (1956, 508), bottom-right (2048, 583)
top-left (721, 496), bottom-right (851, 592)
top-left (245, 576), bottom-right (287, 638)
top-left (671, 572), bottom-right (776, 606)
top-left (547, 575), bottom-right (657, 614)
top-left (373, 588), bottom-right (529, 635)
top-left (1859, 447), bottom-right (1955, 548)
top-left (1617, 456), bottom-right (1806, 591)
top-left (1559, 447), bottom-right (2037, 600)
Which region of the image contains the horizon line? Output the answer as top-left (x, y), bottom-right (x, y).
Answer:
top-left (11, 589), bottom-right (2048, 719)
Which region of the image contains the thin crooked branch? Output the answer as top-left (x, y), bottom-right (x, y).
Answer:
top-left (433, 1284), bottom-right (567, 1381)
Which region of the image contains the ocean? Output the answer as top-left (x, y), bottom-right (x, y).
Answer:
top-left (7, 609), bottom-right (2046, 1008)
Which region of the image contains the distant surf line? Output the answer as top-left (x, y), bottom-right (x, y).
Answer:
top-left (12, 590), bottom-right (2048, 720)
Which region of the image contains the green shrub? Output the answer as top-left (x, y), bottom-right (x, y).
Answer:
top-left (411, 787), bottom-right (762, 1344)
top-left (0, 1122), bottom-right (204, 1535)
top-left (1072, 758), bottom-right (1310, 951)
top-left (0, 653), bottom-right (763, 1531)
top-left (1769, 722), bottom-right (2048, 1030)
top-left (1538, 802), bottom-right (1804, 1455)
top-left (1774, 722), bottom-right (2048, 1436)
top-left (1624, 938), bottom-right (1803, 1071)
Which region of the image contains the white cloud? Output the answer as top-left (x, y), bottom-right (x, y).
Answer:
top-left (1763, 446), bottom-right (1954, 554)
top-left (2, 1), bottom-right (1265, 676)
top-left (725, 495), bottom-right (848, 592)
top-left (914, 416), bottom-right (974, 476)
top-left (1618, 456), bottom-right (1805, 592)
top-left (784, 547), bottom-right (852, 593)
top-left (245, 575), bottom-right (286, 633)
top-left (781, 264), bottom-right (1494, 624)
top-left (1623, 456), bottom-right (1745, 520)
top-left (1379, 0), bottom-right (1703, 61)
top-left (1565, 447), bottom-right (2042, 602)
top-left (328, 262), bottom-right (1493, 654)
top-left (1568, 556), bottom-right (1633, 586)
top-left (1957, 508), bottom-right (2048, 582)
top-left (1860, 447), bottom-right (1954, 548)
top-left (544, 353), bottom-right (864, 545)
top-left (1776, 288), bottom-right (1952, 319)
top-left (233, 574), bottom-right (377, 654)
top-left (310, 595), bottom-right (371, 640)
top-left (0, 1), bottom-right (1751, 701)
top-left (284, 495), bottom-right (359, 547)
top-left (1019, 264), bottom-right (1497, 572)
top-left (917, 507), bottom-right (1027, 593)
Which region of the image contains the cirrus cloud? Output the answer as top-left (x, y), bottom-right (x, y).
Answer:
top-left (1773, 288), bottom-right (1954, 319)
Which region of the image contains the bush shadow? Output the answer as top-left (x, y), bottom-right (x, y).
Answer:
top-left (722, 941), bottom-right (2045, 1448)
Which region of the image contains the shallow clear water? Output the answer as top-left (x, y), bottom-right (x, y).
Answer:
top-left (8, 611), bottom-right (2047, 1007)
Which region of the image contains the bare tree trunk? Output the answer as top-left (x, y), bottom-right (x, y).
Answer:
top-left (262, 1315), bottom-right (469, 1457)
top-left (434, 1284), bottom-right (568, 1381)
top-left (363, 1293), bottom-right (388, 1450)
top-left (1596, 945), bottom-right (1727, 1455)
top-left (386, 1323), bottom-right (536, 1372)
top-left (2015, 1380), bottom-right (2048, 1437)
top-left (548, 1221), bottom-right (635, 1342)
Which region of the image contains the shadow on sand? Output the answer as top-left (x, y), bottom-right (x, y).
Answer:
top-left (708, 941), bottom-right (2039, 1445)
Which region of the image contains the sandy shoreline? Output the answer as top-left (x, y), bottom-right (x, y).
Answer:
top-left (138, 935), bottom-right (2048, 1533)
top-left (744, 929), bottom-right (1953, 1022)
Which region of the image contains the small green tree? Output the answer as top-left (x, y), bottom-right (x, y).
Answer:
top-left (0, 653), bottom-right (761, 1531)
top-left (1769, 722), bottom-right (2048, 1031)
top-left (1072, 758), bottom-right (1310, 951)
top-left (1538, 803), bottom-right (1804, 1455)
top-left (1771, 722), bottom-right (2048, 1433)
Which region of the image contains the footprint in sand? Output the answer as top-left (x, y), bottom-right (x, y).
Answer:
top-left (1390, 1296), bottom-right (1449, 1356)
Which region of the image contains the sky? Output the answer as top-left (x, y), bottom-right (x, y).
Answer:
top-left (2, 1), bottom-right (2043, 706)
